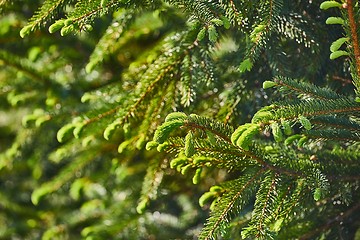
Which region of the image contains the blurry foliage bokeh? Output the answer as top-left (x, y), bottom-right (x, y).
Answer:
top-left (1, 0), bottom-right (360, 239)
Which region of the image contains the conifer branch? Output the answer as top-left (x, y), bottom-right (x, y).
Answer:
top-left (144, 87), bottom-right (175, 133)
top-left (83, 60), bottom-right (178, 126)
top-left (304, 129), bottom-right (360, 142)
top-left (332, 75), bottom-right (352, 85)
top-left (167, 0), bottom-right (217, 23)
top-left (184, 121), bottom-right (231, 143)
top-left (26, 0), bottom-right (70, 30)
top-left (224, 98), bottom-right (240, 124)
top-left (31, 145), bottom-right (104, 205)
top-left (71, 1), bottom-right (122, 25)
top-left (265, 98), bottom-right (360, 127)
top-left (273, 76), bottom-right (342, 100)
top-left (247, 148), bottom-right (301, 178)
top-left (257, 174), bottom-right (277, 234)
top-left (202, 168), bottom-right (265, 240)
top-left (126, 65), bottom-right (175, 117)
top-left (229, 0), bottom-right (240, 19)
top-left (299, 201), bottom-right (360, 240)
top-left (246, 0), bottom-right (282, 60)
top-left (137, 157), bottom-right (164, 213)
top-left (0, 50), bottom-right (50, 85)
top-left (277, 179), bottom-right (305, 222)
top-left (83, 106), bottom-right (120, 125)
top-left (311, 116), bottom-right (360, 131)
top-left (86, 10), bottom-right (135, 72)
top-left (184, 120), bottom-right (301, 177)
top-left (273, 182), bottom-right (293, 218)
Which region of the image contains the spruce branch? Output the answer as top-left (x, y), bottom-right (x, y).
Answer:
top-left (20, 0), bottom-right (72, 37)
top-left (247, 146), bottom-right (301, 178)
top-left (332, 75), bottom-right (352, 85)
top-left (83, 106), bottom-right (119, 125)
top-left (246, 0), bottom-right (283, 62)
top-left (228, 0), bottom-right (241, 21)
top-left (223, 97), bottom-right (241, 124)
top-left (275, 179), bottom-right (305, 223)
top-left (5, 1), bottom-right (360, 239)
top-left (272, 182), bottom-right (293, 219)
top-left (257, 98), bottom-right (360, 127)
top-left (299, 201), bottom-right (360, 240)
top-left (31, 146), bottom-right (102, 205)
top-left (166, 0), bottom-right (218, 24)
top-left (183, 118), bottom-right (301, 177)
top-left (70, 0), bottom-right (123, 26)
top-left (86, 10), bottom-right (135, 72)
top-left (273, 76), bottom-right (342, 100)
top-left (82, 53), bottom-right (181, 127)
top-left (311, 115), bottom-right (360, 131)
top-left (200, 168), bottom-right (265, 240)
top-left (184, 121), bottom-right (232, 143)
top-left (304, 129), bottom-right (360, 142)
top-left (137, 157), bottom-right (164, 214)
top-left (257, 174), bottom-right (278, 235)
top-left (0, 50), bottom-right (51, 85)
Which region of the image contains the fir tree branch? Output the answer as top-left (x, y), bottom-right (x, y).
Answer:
top-left (229, 0), bottom-right (240, 19)
top-left (306, 103), bottom-right (360, 116)
top-left (71, 1), bottom-right (122, 25)
top-left (202, 168), bottom-right (265, 240)
top-left (83, 106), bottom-right (120, 125)
top-left (26, 0), bottom-right (71, 30)
top-left (247, 147), bottom-right (301, 178)
top-left (332, 75), bottom-right (352, 85)
top-left (273, 182), bottom-right (293, 219)
top-left (257, 174), bottom-right (277, 235)
top-left (247, 0), bottom-right (282, 60)
top-left (137, 157), bottom-right (164, 213)
top-left (184, 121), bottom-right (231, 143)
top-left (274, 76), bottom-right (342, 100)
top-left (304, 129), bottom-right (360, 142)
top-left (166, 0), bottom-right (217, 23)
top-left (83, 61), bottom-right (178, 126)
top-left (184, 121), bottom-right (301, 177)
top-left (267, 98), bottom-right (360, 126)
top-left (86, 10), bottom-right (135, 72)
top-left (311, 116), bottom-right (360, 131)
top-left (278, 179), bottom-right (305, 222)
top-left (143, 85), bottom-right (175, 133)
top-left (299, 201), bottom-right (360, 240)
top-left (0, 50), bottom-right (50, 85)
top-left (224, 97), bottom-right (241, 124)
top-left (31, 146), bottom-right (102, 205)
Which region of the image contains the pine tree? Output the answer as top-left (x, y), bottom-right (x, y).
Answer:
top-left (1, 0), bottom-right (360, 239)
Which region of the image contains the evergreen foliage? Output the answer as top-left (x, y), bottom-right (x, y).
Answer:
top-left (1, 0), bottom-right (360, 239)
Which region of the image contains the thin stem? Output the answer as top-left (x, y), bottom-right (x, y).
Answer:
top-left (346, 0), bottom-right (360, 78)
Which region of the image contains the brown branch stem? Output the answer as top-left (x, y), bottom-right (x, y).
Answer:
top-left (346, 0), bottom-right (360, 78)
